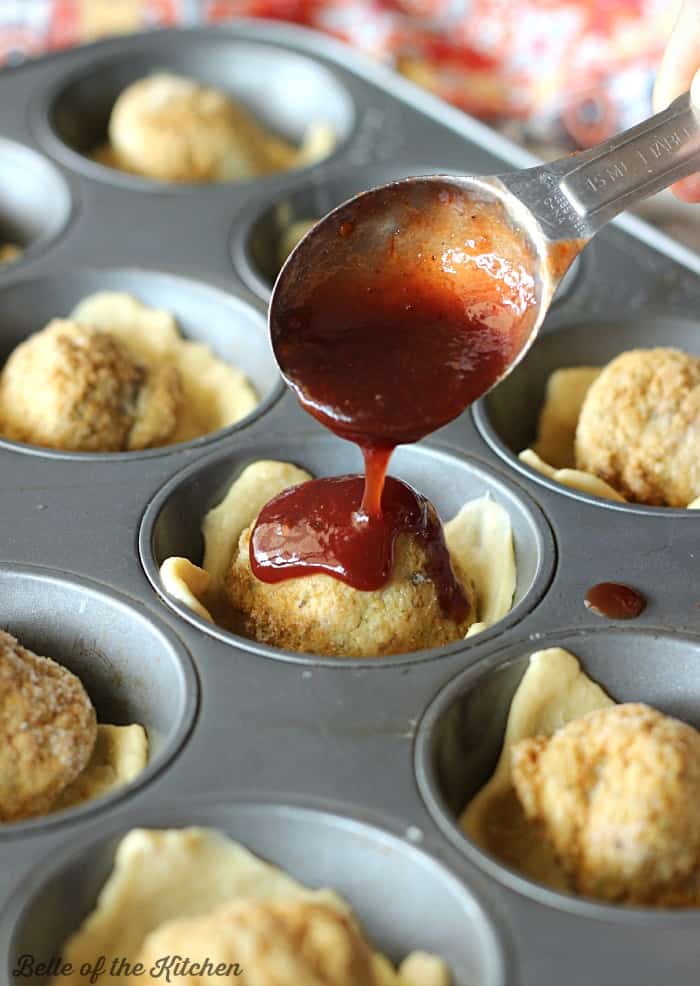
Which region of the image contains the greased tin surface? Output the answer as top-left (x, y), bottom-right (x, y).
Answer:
top-left (0, 21), bottom-right (699, 986)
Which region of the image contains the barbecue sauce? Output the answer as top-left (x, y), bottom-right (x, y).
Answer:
top-left (253, 181), bottom-right (540, 615)
top-left (251, 475), bottom-right (469, 623)
top-left (584, 582), bottom-right (647, 620)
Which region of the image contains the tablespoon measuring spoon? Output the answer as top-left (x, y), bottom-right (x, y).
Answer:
top-left (270, 88), bottom-right (700, 444)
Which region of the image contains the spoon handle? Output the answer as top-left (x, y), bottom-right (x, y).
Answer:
top-left (500, 90), bottom-right (700, 242)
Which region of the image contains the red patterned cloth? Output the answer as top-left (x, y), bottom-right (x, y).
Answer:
top-left (0, 1), bottom-right (678, 146)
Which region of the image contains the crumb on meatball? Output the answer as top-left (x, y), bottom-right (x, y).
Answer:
top-left (108, 73), bottom-right (281, 183)
top-left (0, 318), bottom-right (182, 452)
top-left (0, 629), bottom-right (97, 822)
top-left (225, 528), bottom-right (476, 658)
top-left (137, 899), bottom-right (377, 986)
top-left (511, 703), bottom-right (700, 906)
top-left (575, 347), bottom-right (700, 507)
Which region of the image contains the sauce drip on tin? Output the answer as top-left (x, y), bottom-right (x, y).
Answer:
top-left (255, 182), bottom-right (541, 613)
top-left (251, 475), bottom-right (470, 623)
top-left (584, 582), bottom-right (647, 620)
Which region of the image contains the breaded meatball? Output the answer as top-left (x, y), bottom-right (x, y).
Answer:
top-left (575, 348), bottom-right (700, 506)
top-left (0, 318), bottom-right (182, 452)
top-left (511, 703), bottom-right (700, 906)
top-left (108, 73), bottom-right (281, 183)
top-left (225, 528), bottom-right (476, 658)
top-left (137, 899), bottom-right (377, 986)
top-left (0, 630), bottom-right (97, 822)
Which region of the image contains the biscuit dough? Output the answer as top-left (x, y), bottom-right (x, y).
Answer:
top-left (160, 460), bottom-right (516, 656)
top-left (522, 358), bottom-right (700, 508)
top-left (530, 367), bottom-right (601, 469)
top-left (461, 648), bottom-right (614, 890)
top-left (53, 723), bottom-right (149, 811)
top-left (53, 827), bottom-right (449, 986)
top-left (102, 73), bottom-right (335, 183)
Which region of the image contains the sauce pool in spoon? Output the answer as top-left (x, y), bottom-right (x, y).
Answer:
top-left (253, 180), bottom-right (540, 615)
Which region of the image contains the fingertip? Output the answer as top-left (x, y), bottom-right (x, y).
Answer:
top-left (653, 1), bottom-right (700, 111)
top-left (691, 67), bottom-right (700, 108)
top-left (672, 174), bottom-right (700, 203)
top-left (653, 64), bottom-right (678, 112)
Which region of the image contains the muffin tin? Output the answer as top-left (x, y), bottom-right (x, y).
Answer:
top-left (0, 19), bottom-right (699, 986)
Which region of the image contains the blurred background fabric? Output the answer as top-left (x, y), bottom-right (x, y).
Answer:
top-left (0, 0), bottom-right (695, 248)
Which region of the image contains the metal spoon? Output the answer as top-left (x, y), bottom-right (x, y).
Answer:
top-left (270, 89), bottom-right (700, 436)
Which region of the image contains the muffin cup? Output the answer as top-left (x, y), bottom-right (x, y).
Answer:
top-left (415, 626), bottom-right (700, 920)
top-left (474, 314), bottom-right (700, 514)
top-left (0, 139), bottom-right (71, 266)
top-left (1, 796), bottom-right (513, 986)
top-left (0, 564), bottom-right (198, 837)
top-left (39, 38), bottom-right (354, 189)
top-left (140, 432), bottom-right (555, 666)
top-left (0, 268), bottom-right (284, 460)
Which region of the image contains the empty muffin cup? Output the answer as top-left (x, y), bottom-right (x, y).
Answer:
top-left (0, 268), bottom-right (283, 459)
top-left (234, 163), bottom-right (462, 299)
top-left (140, 432), bottom-right (555, 665)
top-left (2, 797), bottom-right (512, 986)
top-left (0, 139), bottom-right (71, 265)
top-left (415, 626), bottom-right (700, 916)
top-left (0, 564), bottom-right (198, 836)
top-left (40, 38), bottom-right (353, 188)
top-left (474, 315), bottom-right (700, 513)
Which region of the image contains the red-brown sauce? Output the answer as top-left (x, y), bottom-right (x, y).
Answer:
top-left (251, 475), bottom-right (470, 623)
top-left (254, 181), bottom-right (540, 614)
top-left (546, 238), bottom-right (586, 283)
top-left (584, 582), bottom-right (647, 620)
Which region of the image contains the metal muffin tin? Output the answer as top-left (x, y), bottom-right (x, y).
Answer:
top-left (0, 19), bottom-right (699, 986)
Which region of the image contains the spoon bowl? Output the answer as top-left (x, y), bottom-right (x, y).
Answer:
top-left (270, 174), bottom-right (557, 446)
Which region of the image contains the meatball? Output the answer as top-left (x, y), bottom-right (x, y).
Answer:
top-left (511, 703), bottom-right (700, 906)
top-left (0, 630), bottom-right (96, 822)
top-left (0, 318), bottom-right (181, 452)
top-left (108, 73), bottom-right (281, 183)
top-left (575, 348), bottom-right (700, 506)
top-left (225, 528), bottom-right (476, 658)
top-left (137, 899), bottom-right (377, 986)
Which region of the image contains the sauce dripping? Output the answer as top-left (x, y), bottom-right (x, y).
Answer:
top-left (584, 582), bottom-right (647, 620)
top-left (255, 181), bottom-right (540, 614)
